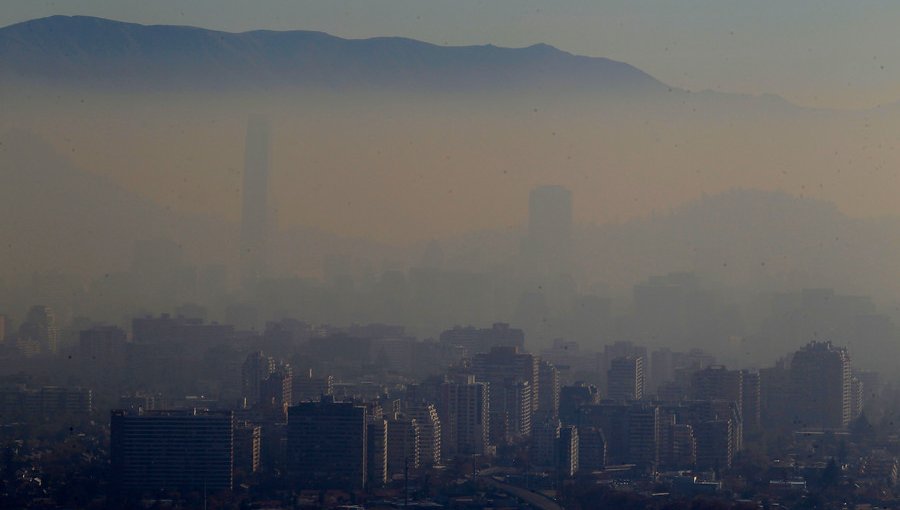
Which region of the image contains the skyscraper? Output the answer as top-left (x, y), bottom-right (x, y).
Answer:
top-left (240, 115), bottom-right (270, 288)
top-left (607, 356), bottom-right (644, 401)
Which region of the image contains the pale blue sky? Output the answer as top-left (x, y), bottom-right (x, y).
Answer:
top-left (3, 0), bottom-right (900, 108)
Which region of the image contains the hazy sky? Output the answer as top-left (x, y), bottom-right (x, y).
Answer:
top-left (4, 0), bottom-right (900, 109)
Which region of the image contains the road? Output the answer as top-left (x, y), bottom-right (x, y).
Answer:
top-left (481, 476), bottom-right (565, 510)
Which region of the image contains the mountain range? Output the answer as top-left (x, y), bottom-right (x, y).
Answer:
top-left (0, 15), bottom-right (665, 94)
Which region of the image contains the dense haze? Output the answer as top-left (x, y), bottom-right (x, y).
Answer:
top-left (9, 10), bottom-right (900, 510)
top-left (4, 16), bottom-right (900, 363)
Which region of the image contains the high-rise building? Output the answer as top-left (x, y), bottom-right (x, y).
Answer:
top-left (259, 367), bottom-right (293, 413)
top-left (18, 305), bottom-right (58, 355)
top-left (560, 383), bottom-right (600, 424)
top-left (439, 323), bottom-right (525, 356)
top-left (387, 414), bottom-right (420, 477)
top-left (241, 351), bottom-right (275, 406)
top-left (79, 326), bottom-right (127, 384)
top-left (659, 420), bottom-right (696, 471)
top-left (693, 420), bottom-right (733, 471)
top-left (240, 115), bottom-right (270, 288)
top-left (669, 400), bottom-right (740, 470)
top-left (850, 375), bottom-right (864, 421)
top-left (292, 369), bottom-right (334, 402)
top-left (110, 409), bottom-right (234, 492)
top-left (79, 326), bottom-right (126, 362)
top-left (531, 414), bottom-right (561, 467)
top-left (559, 425), bottom-right (579, 477)
top-left (578, 401), bottom-right (659, 470)
top-left (470, 346), bottom-right (539, 440)
top-left (760, 360), bottom-right (793, 429)
top-left (437, 374), bottom-right (490, 456)
top-left (690, 365), bottom-right (745, 445)
top-left (234, 423), bottom-right (261, 475)
top-left (607, 356), bottom-right (644, 401)
top-left (690, 366), bottom-right (742, 407)
top-left (741, 370), bottom-right (761, 434)
top-left (286, 397), bottom-right (368, 489)
top-left (367, 417), bottom-right (388, 487)
top-left (406, 403), bottom-right (441, 467)
top-left (578, 427), bottom-right (607, 472)
top-left (539, 360), bottom-right (560, 417)
top-left (790, 341), bottom-right (852, 429)
top-left (627, 404), bottom-right (660, 470)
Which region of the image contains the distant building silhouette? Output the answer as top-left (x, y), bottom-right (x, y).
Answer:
top-left (607, 356), bottom-right (644, 401)
top-left (522, 185), bottom-right (573, 270)
top-left (439, 322), bottom-right (524, 356)
top-left (18, 305), bottom-right (58, 355)
top-left (240, 115), bottom-right (270, 288)
top-left (790, 340), bottom-right (852, 429)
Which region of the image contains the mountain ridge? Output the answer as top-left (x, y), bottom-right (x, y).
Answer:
top-left (0, 15), bottom-right (665, 94)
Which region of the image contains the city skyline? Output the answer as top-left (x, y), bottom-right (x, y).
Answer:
top-left (3, 5), bottom-right (900, 508)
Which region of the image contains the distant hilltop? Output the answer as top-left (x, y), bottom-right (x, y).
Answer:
top-left (0, 15), bottom-right (665, 93)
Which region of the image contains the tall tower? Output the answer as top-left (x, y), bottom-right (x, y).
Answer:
top-left (240, 115), bottom-right (270, 288)
top-left (522, 185), bottom-right (573, 271)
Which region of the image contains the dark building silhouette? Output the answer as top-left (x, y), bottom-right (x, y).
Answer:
top-left (790, 340), bottom-right (852, 429)
top-left (110, 409), bottom-right (234, 492)
top-left (286, 397), bottom-right (368, 489)
top-left (578, 426), bottom-right (607, 471)
top-left (0, 384), bottom-right (92, 420)
top-left (79, 325), bottom-right (127, 382)
top-left (578, 401), bottom-right (659, 470)
top-left (234, 423), bottom-right (261, 475)
top-left (367, 416), bottom-right (388, 487)
top-left (439, 323), bottom-right (524, 356)
top-left (18, 305), bottom-right (58, 355)
top-left (607, 356), bottom-right (644, 401)
top-left (240, 115), bottom-right (270, 288)
top-left (558, 425), bottom-right (579, 477)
